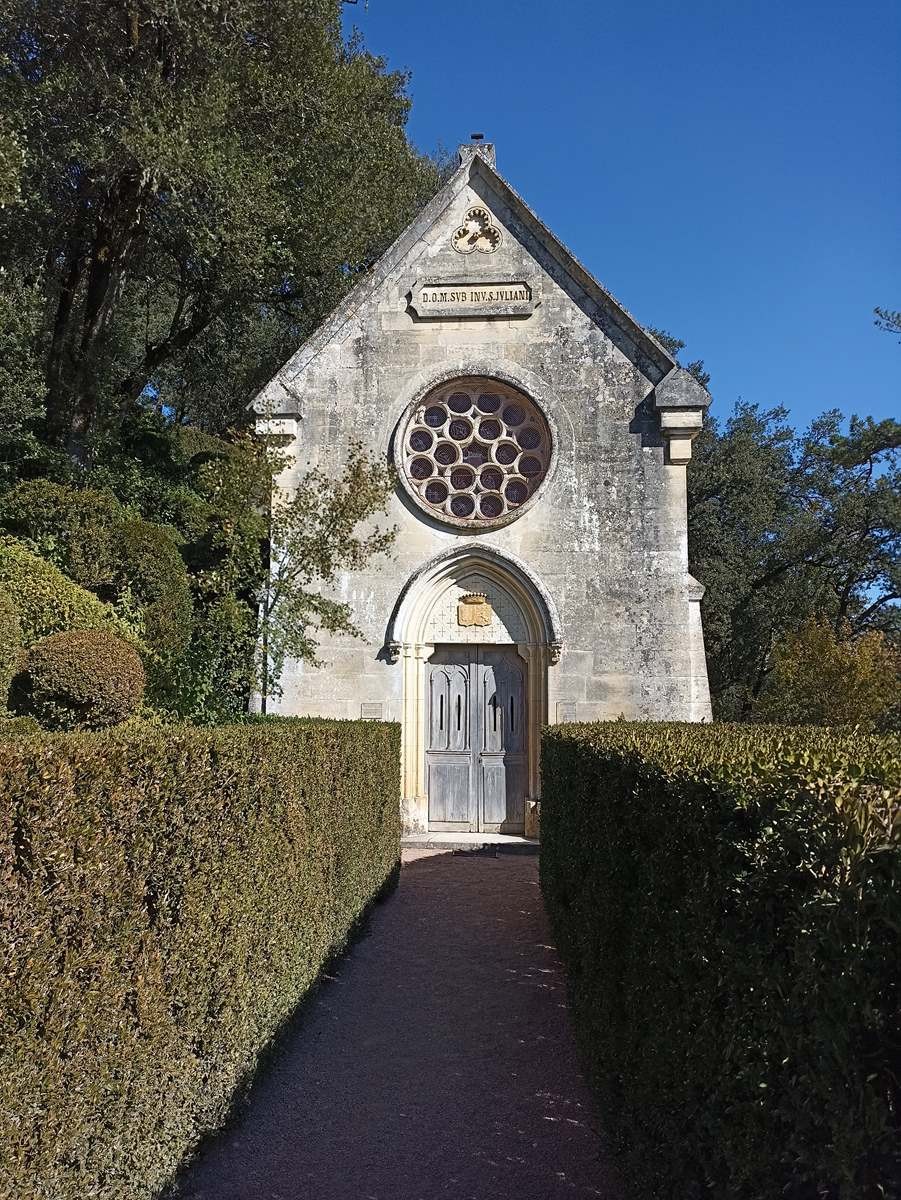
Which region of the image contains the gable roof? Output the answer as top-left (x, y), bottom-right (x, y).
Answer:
top-left (254, 143), bottom-right (685, 411)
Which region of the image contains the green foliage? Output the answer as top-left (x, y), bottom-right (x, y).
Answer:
top-left (0, 479), bottom-right (125, 586)
top-left (0, 115), bottom-right (24, 206)
top-left (117, 517), bottom-right (193, 653)
top-left (874, 306), bottom-right (901, 342)
top-left (651, 324), bottom-right (900, 722)
top-left (17, 629), bottom-right (146, 731)
top-left (0, 718), bottom-right (401, 1199)
top-left (0, 714), bottom-right (40, 736)
top-left (756, 616), bottom-right (901, 728)
top-left (0, 588), bottom-right (22, 707)
top-left (647, 326), bottom-right (711, 388)
top-left (688, 403), bottom-right (901, 719)
top-left (69, 424), bottom-right (269, 720)
top-left (258, 441), bottom-right (397, 705)
top-left (541, 722), bottom-right (901, 1199)
top-left (0, 537), bottom-right (135, 647)
top-left (0, 268), bottom-right (51, 485)
top-left (0, 0), bottom-right (439, 454)
top-left (0, 480), bottom-right (193, 655)
top-left (165, 594), bottom-right (257, 725)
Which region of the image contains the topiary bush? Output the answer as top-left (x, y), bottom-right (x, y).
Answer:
top-left (0, 481), bottom-right (194, 663)
top-left (118, 516), bottom-right (193, 656)
top-left (0, 587), bottom-right (23, 707)
top-left (0, 536), bottom-right (136, 647)
top-left (541, 722), bottom-right (901, 1200)
top-left (0, 478), bottom-right (127, 591)
top-left (0, 718), bottom-right (401, 1200)
top-left (17, 629), bottom-right (146, 731)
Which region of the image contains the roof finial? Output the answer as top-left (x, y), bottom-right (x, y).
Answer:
top-left (458, 135), bottom-right (495, 168)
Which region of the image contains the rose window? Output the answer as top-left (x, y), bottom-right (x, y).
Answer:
top-left (397, 379), bottom-right (552, 528)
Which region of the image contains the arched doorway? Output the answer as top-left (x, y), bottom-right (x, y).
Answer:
top-left (386, 545), bottom-right (562, 835)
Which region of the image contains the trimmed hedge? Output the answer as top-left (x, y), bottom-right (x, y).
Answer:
top-left (0, 713), bottom-right (39, 736)
top-left (0, 718), bottom-right (401, 1200)
top-left (540, 723), bottom-right (900, 1200)
top-left (21, 629), bottom-right (146, 730)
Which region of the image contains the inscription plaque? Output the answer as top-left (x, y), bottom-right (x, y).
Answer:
top-left (410, 275), bottom-right (538, 319)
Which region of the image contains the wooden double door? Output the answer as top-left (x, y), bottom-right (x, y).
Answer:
top-left (426, 645), bottom-right (527, 833)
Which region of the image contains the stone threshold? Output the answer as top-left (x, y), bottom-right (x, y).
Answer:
top-left (401, 832), bottom-right (539, 854)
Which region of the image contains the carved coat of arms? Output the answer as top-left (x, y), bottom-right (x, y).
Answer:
top-left (458, 592), bottom-right (493, 627)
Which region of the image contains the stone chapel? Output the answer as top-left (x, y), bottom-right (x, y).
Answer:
top-left (254, 139), bottom-right (712, 836)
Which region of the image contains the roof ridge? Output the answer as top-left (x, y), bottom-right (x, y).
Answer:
top-left (253, 147), bottom-right (688, 413)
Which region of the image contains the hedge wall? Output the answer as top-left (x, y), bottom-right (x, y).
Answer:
top-left (540, 723), bottom-right (900, 1200)
top-left (0, 718), bottom-right (401, 1200)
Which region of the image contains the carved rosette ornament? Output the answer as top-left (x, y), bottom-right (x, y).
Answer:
top-left (457, 593), bottom-right (493, 628)
top-left (452, 206), bottom-right (502, 254)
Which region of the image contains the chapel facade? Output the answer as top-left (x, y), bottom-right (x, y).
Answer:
top-left (254, 140), bottom-right (712, 836)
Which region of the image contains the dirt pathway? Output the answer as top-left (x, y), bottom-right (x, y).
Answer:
top-left (170, 851), bottom-right (617, 1200)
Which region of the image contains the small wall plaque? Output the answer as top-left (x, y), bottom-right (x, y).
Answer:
top-left (556, 702), bottom-right (577, 724)
top-left (361, 702), bottom-right (383, 720)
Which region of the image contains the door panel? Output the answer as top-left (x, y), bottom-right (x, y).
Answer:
top-left (427, 654), bottom-right (474, 828)
top-left (428, 665), bottom-right (468, 753)
top-left (426, 646), bottom-right (527, 833)
top-left (478, 649), bottom-right (527, 832)
top-left (427, 762), bottom-right (471, 824)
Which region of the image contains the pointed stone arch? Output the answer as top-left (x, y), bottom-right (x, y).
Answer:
top-left (386, 544), bottom-right (562, 834)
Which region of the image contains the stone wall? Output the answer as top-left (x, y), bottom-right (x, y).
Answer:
top-left (255, 148), bottom-right (711, 735)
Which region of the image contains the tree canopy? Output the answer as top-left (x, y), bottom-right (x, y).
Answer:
top-left (0, 0), bottom-right (438, 724)
top-left (0, 0), bottom-right (439, 455)
top-left (654, 325), bottom-right (901, 723)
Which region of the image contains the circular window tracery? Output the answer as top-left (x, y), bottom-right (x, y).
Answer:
top-left (397, 378), bottom-right (552, 529)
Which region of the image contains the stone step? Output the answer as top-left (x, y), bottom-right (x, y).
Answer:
top-left (401, 832), bottom-right (539, 855)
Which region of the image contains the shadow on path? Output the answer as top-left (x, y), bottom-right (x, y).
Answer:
top-left (169, 852), bottom-right (617, 1200)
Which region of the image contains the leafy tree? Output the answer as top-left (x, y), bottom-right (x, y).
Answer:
top-left (647, 327), bottom-right (711, 389)
top-left (0, 2), bottom-right (439, 720)
top-left (0, 0), bottom-right (439, 455)
top-left (258, 443), bottom-right (396, 710)
top-left (655, 322), bottom-right (900, 721)
top-left (874, 306), bottom-right (901, 342)
top-left (0, 115), bottom-right (23, 206)
top-left (689, 405), bottom-right (900, 718)
top-left (754, 615), bottom-right (900, 728)
top-left (0, 270), bottom-right (52, 486)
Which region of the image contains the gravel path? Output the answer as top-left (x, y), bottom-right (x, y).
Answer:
top-left (170, 850), bottom-right (617, 1200)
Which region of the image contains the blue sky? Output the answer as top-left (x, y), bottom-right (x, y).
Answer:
top-left (345, 0), bottom-right (900, 431)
